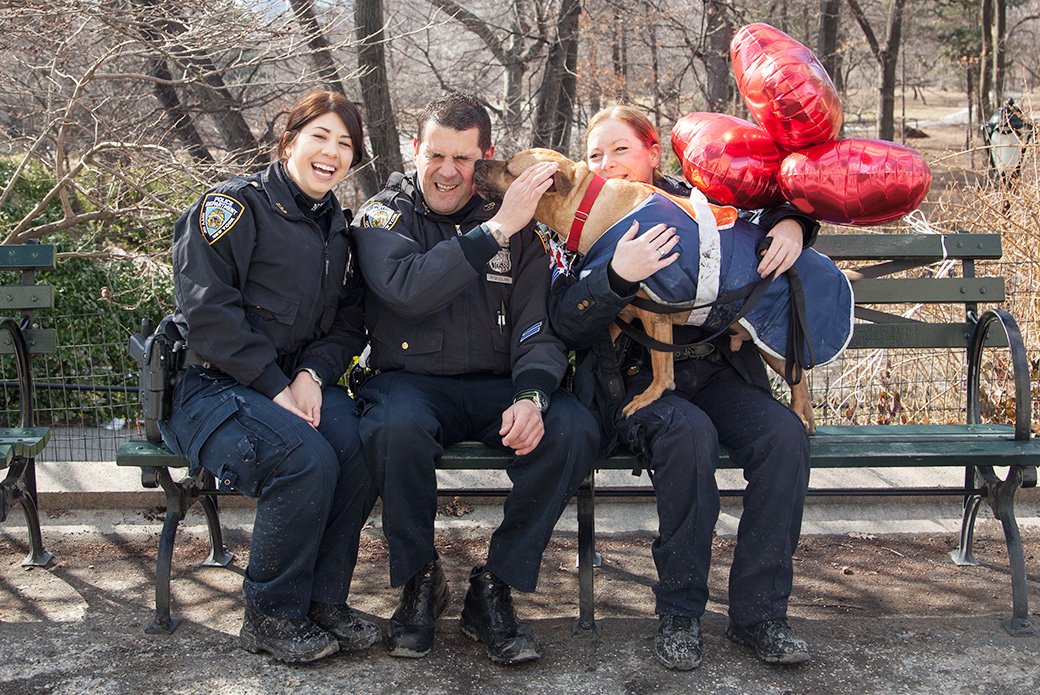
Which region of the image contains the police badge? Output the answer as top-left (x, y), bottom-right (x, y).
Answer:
top-left (486, 245), bottom-right (512, 283)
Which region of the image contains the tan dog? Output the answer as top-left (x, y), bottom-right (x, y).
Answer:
top-left (474, 147), bottom-right (816, 432)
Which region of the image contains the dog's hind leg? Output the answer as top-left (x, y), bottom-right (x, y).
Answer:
top-left (758, 348), bottom-right (816, 434)
top-left (621, 307), bottom-right (679, 418)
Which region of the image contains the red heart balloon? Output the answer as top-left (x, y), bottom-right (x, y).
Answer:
top-left (778, 139), bottom-right (932, 225)
top-left (731, 23), bottom-right (842, 150)
top-left (670, 112), bottom-right (786, 209)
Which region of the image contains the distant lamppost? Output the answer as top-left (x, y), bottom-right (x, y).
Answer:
top-left (982, 98), bottom-right (1037, 185)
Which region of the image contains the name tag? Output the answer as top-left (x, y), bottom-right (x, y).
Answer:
top-left (487, 273), bottom-right (513, 284)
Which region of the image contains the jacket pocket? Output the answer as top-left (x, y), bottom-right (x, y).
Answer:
top-left (243, 281), bottom-right (301, 327)
top-left (373, 319), bottom-right (443, 359)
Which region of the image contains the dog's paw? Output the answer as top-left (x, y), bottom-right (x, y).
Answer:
top-left (622, 384), bottom-right (670, 417)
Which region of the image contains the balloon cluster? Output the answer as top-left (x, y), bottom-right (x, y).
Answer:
top-left (671, 23), bottom-right (932, 226)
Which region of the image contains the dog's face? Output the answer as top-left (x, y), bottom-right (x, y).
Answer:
top-left (473, 148), bottom-right (592, 232)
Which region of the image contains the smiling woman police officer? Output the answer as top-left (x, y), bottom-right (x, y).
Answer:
top-left (160, 90), bottom-right (377, 664)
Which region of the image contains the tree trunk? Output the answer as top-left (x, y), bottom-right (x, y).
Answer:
top-left (818, 0), bottom-right (844, 95)
top-left (993, 0), bottom-right (1007, 109)
top-left (702, 1), bottom-right (733, 113)
top-left (356, 0), bottom-right (404, 195)
top-left (531, 0), bottom-right (580, 153)
top-left (290, 0), bottom-right (347, 94)
top-left (980, 0), bottom-right (994, 119)
top-left (847, 0), bottom-right (906, 142)
top-left (149, 58), bottom-right (214, 164)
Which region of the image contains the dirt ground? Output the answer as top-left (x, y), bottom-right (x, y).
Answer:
top-left (2, 515), bottom-right (1038, 695)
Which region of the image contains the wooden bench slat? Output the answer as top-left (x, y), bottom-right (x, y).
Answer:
top-left (847, 322), bottom-right (1009, 349)
top-left (0, 285), bottom-right (54, 311)
top-left (0, 328), bottom-right (56, 355)
top-left (851, 277), bottom-right (1004, 304)
top-left (814, 233), bottom-right (1002, 261)
top-left (0, 427), bottom-right (51, 462)
top-left (0, 245), bottom-right (55, 269)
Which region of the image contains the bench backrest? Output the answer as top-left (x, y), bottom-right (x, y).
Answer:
top-left (0, 244), bottom-right (56, 356)
top-left (813, 232), bottom-right (1005, 349)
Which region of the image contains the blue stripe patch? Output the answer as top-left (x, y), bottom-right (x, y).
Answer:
top-left (520, 322), bottom-right (542, 343)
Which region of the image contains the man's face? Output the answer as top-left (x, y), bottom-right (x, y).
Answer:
top-left (413, 123), bottom-right (494, 215)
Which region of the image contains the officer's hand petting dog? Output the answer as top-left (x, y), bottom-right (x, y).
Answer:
top-left (483, 161), bottom-right (559, 246)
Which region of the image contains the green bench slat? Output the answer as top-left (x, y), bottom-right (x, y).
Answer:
top-left (0, 427), bottom-right (51, 464)
top-left (847, 322), bottom-right (1009, 349)
top-left (851, 277), bottom-right (1004, 304)
top-left (0, 245), bottom-right (55, 269)
top-left (0, 285), bottom-right (54, 311)
top-left (814, 233), bottom-right (1002, 261)
top-left (0, 328), bottom-right (56, 355)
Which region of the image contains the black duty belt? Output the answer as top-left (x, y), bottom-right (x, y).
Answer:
top-left (178, 348), bottom-right (211, 369)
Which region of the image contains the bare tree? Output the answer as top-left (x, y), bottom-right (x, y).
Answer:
top-left (847, 0), bottom-right (907, 141)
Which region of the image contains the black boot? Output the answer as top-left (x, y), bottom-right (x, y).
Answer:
top-left (459, 566), bottom-right (540, 665)
top-left (386, 554), bottom-right (449, 658)
top-left (308, 602), bottom-right (381, 652)
top-left (239, 599), bottom-right (339, 663)
top-left (653, 615), bottom-right (703, 670)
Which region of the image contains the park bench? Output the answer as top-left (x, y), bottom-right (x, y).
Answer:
top-left (117, 230), bottom-right (1037, 638)
top-left (0, 243), bottom-right (56, 567)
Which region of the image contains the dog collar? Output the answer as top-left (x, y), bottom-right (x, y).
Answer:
top-left (566, 174), bottom-right (606, 252)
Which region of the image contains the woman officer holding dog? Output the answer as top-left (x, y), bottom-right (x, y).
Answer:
top-left (160, 91), bottom-right (378, 664)
top-left (548, 104), bottom-right (817, 670)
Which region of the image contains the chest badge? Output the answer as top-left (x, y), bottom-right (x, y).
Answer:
top-left (488, 248), bottom-right (511, 274)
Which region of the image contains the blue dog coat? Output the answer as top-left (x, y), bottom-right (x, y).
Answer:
top-left (581, 190), bottom-right (854, 365)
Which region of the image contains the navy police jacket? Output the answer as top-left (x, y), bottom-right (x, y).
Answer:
top-left (170, 161), bottom-right (366, 399)
top-left (352, 172), bottom-right (566, 401)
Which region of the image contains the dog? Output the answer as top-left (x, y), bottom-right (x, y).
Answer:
top-left (474, 148), bottom-right (855, 433)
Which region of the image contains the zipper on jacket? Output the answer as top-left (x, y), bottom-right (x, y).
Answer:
top-left (323, 240), bottom-right (329, 289)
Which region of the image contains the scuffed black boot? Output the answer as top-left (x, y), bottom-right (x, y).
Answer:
top-left (459, 566), bottom-right (540, 665)
top-left (386, 554), bottom-right (449, 658)
top-left (239, 599), bottom-right (339, 663)
top-left (308, 602), bottom-right (381, 652)
top-left (725, 618), bottom-right (810, 664)
top-left (653, 615), bottom-right (703, 670)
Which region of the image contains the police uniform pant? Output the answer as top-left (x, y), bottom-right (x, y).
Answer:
top-left (615, 356), bottom-right (810, 627)
top-left (358, 372), bottom-right (598, 592)
top-left (159, 367), bottom-right (376, 619)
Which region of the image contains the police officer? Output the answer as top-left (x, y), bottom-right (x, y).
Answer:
top-left (550, 105), bottom-right (817, 670)
top-left (160, 91), bottom-right (377, 663)
top-left (352, 92), bottom-right (598, 665)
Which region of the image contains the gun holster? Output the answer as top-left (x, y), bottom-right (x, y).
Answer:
top-left (127, 316), bottom-right (184, 425)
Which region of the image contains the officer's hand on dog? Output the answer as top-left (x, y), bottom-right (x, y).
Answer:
top-left (485, 162), bottom-right (559, 244)
top-left (757, 219), bottom-right (803, 278)
top-left (610, 221), bottom-right (679, 283)
top-left (500, 400), bottom-right (545, 456)
top-left (274, 384), bottom-right (319, 428)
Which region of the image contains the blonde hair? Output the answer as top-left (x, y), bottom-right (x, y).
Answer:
top-left (585, 104), bottom-right (662, 178)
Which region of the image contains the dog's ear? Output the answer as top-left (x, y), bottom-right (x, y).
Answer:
top-left (551, 169), bottom-right (575, 198)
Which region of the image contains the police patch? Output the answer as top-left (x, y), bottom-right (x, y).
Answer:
top-left (361, 203), bottom-right (401, 230)
top-left (533, 223), bottom-right (554, 254)
top-left (199, 194), bottom-right (244, 245)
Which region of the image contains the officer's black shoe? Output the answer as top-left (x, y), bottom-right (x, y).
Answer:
top-left (653, 615), bottom-right (703, 670)
top-left (386, 554), bottom-right (449, 658)
top-left (724, 618), bottom-right (810, 664)
top-left (308, 602), bottom-right (381, 652)
top-left (459, 566), bottom-right (540, 665)
top-left (239, 599), bottom-right (339, 663)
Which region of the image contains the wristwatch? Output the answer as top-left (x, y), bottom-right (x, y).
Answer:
top-left (297, 367), bottom-right (324, 389)
top-left (513, 389), bottom-right (548, 413)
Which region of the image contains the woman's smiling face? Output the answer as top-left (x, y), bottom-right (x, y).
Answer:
top-left (284, 111), bottom-right (354, 198)
top-left (586, 118), bottom-right (661, 184)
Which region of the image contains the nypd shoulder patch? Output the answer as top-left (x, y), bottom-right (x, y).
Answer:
top-left (199, 194), bottom-right (244, 245)
top-left (361, 203), bottom-right (401, 230)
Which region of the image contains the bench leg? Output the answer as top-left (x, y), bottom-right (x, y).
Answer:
top-left (197, 482), bottom-right (235, 568)
top-left (986, 467), bottom-right (1036, 636)
top-left (948, 494), bottom-right (983, 567)
top-left (573, 473), bottom-right (600, 636)
top-left (145, 467), bottom-right (190, 635)
top-left (2, 458), bottom-right (52, 567)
